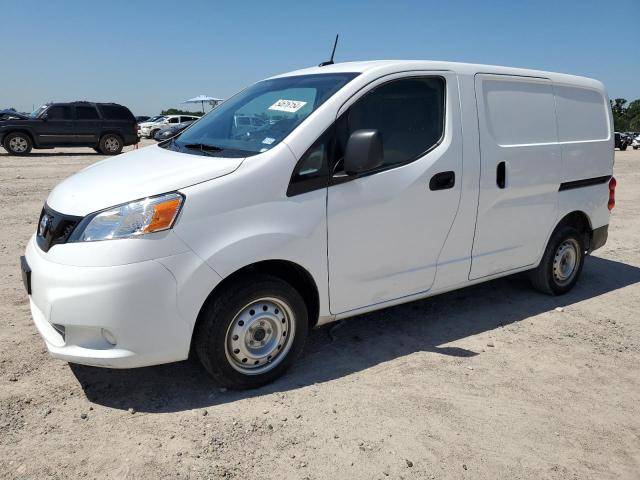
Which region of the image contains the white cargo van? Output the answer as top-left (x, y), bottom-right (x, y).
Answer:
top-left (21, 61), bottom-right (616, 389)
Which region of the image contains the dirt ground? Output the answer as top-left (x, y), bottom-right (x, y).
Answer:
top-left (1, 141), bottom-right (639, 480)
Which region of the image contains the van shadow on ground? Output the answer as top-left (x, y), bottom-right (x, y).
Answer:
top-left (71, 256), bottom-right (640, 413)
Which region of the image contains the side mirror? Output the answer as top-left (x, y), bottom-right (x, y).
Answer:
top-left (343, 129), bottom-right (384, 175)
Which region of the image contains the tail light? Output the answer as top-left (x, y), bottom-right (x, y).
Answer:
top-left (608, 177), bottom-right (616, 211)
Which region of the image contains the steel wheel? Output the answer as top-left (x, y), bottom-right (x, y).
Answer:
top-left (552, 238), bottom-right (580, 287)
top-left (9, 136), bottom-right (29, 153)
top-left (224, 297), bottom-right (296, 375)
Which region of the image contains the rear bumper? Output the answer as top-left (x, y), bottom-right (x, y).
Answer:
top-left (590, 225), bottom-right (608, 252)
top-left (123, 133), bottom-right (139, 146)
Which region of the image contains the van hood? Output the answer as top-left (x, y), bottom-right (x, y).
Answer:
top-left (47, 145), bottom-right (244, 216)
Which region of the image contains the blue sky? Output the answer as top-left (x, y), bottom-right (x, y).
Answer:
top-left (1, 0), bottom-right (637, 115)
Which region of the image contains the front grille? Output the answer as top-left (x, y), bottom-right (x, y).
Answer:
top-left (36, 204), bottom-right (82, 252)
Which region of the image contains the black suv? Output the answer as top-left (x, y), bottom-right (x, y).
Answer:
top-left (0, 102), bottom-right (139, 156)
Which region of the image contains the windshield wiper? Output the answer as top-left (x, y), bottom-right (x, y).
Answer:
top-left (183, 143), bottom-right (224, 153)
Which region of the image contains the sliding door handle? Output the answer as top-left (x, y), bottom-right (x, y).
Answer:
top-left (429, 171), bottom-right (455, 191)
top-left (496, 162), bottom-right (506, 189)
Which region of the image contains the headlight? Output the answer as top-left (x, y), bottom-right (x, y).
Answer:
top-left (73, 193), bottom-right (184, 242)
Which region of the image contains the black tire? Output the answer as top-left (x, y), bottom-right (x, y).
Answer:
top-left (98, 134), bottom-right (123, 155)
top-left (633, 146), bottom-right (638, 150)
top-left (620, 145), bottom-right (627, 151)
top-left (3, 132), bottom-right (33, 155)
top-left (149, 129), bottom-right (159, 139)
top-left (194, 274), bottom-right (308, 390)
top-left (530, 225), bottom-right (585, 295)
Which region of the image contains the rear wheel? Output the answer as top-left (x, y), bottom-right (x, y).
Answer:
top-left (99, 134), bottom-right (123, 155)
top-left (620, 144), bottom-right (627, 151)
top-left (3, 132), bottom-right (32, 155)
top-left (530, 225), bottom-right (585, 295)
top-left (195, 274), bottom-right (308, 389)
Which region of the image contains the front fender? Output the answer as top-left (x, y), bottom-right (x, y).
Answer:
top-left (174, 145), bottom-right (331, 317)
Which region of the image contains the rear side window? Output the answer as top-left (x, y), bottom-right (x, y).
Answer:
top-left (76, 106), bottom-right (100, 120)
top-left (99, 105), bottom-right (134, 121)
top-left (337, 77), bottom-right (445, 167)
top-left (46, 106), bottom-right (72, 120)
top-left (481, 77), bottom-right (556, 145)
top-left (169, 117), bottom-right (180, 124)
top-left (555, 86), bottom-right (609, 141)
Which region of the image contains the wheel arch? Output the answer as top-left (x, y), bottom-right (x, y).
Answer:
top-left (191, 259), bottom-right (320, 352)
top-left (99, 130), bottom-right (124, 142)
top-left (2, 129), bottom-right (37, 147)
top-left (553, 210), bottom-right (593, 251)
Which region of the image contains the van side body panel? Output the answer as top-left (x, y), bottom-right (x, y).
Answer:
top-left (554, 82), bottom-right (613, 185)
top-left (554, 81), bottom-right (614, 232)
top-left (469, 74), bottom-right (562, 279)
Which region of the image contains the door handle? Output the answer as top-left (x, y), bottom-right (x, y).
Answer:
top-left (429, 171), bottom-right (455, 191)
top-left (496, 161), bottom-right (506, 189)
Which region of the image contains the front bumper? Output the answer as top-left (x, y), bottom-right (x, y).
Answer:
top-left (24, 236), bottom-right (199, 368)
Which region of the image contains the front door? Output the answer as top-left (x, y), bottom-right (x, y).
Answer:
top-left (38, 105), bottom-right (74, 145)
top-left (469, 74), bottom-right (561, 279)
top-left (327, 73), bottom-right (462, 314)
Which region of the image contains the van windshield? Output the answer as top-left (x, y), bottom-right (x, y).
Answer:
top-left (164, 73), bottom-right (359, 157)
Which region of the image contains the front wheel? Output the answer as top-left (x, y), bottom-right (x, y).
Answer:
top-left (620, 145), bottom-right (627, 151)
top-left (3, 132), bottom-right (33, 155)
top-left (195, 274), bottom-right (308, 389)
top-left (530, 225), bottom-right (585, 295)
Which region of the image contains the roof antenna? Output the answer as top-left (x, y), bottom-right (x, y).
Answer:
top-left (319, 34), bottom-right (339, 67)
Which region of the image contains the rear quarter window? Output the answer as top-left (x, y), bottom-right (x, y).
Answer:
top-left (555, 86), bottom-right (609, 142)
top-left (98, 105), bottom-right (135, 121)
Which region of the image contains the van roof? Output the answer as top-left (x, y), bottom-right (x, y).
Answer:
top-left (270, 60), bottom-right (605, 91)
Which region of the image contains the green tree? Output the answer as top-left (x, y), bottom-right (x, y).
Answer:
top-left (626, 100), bottom-right (640, 131)
top-left (610, 98), bottom-right (628, 131)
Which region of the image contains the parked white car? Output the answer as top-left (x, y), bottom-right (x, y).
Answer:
top-left (138, 114), bottom-right (200, 139)
top-left (22, 61), bottom-right (615, 389)
top-left (632, 135), bottom-right (640, 150)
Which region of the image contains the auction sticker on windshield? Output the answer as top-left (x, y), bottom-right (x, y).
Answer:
top-left (268, 99), bottom-right (307, 113)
